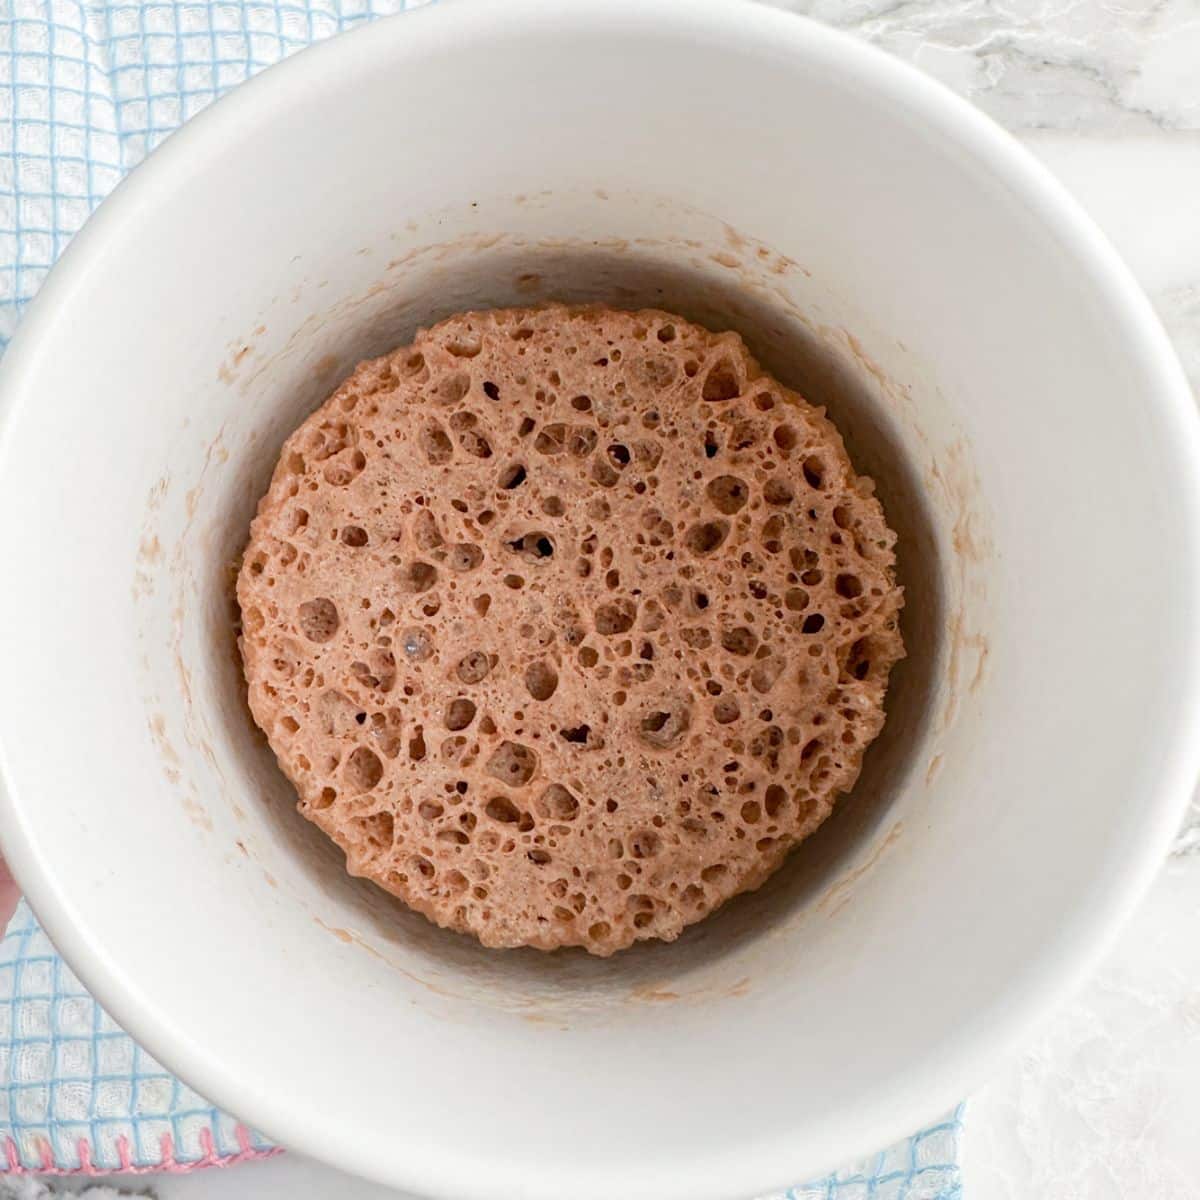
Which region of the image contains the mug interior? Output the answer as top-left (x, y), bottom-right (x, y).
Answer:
top-left (178, 224), bottom-right (953, 999)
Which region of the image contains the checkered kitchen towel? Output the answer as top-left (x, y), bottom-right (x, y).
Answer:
top-left (0, 1), bottom-right (965, 1189)
top-left (0, 904), bottom-right (276, 1172)
top-left (0, 0), bottom-right (421, 347)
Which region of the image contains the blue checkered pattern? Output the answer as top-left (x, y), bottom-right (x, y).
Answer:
top-left (1, 902), bottom-right (273, 1170)
top-left (784, 1115), bottom-right (963, 1200)
top-left (0, 1), bottom-right (965, 1188)
top-left (0, 0), bottom-right (418, 347)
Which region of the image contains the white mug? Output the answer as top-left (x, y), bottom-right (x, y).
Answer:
top-left (0, 2), bottom-right (1197, 1197)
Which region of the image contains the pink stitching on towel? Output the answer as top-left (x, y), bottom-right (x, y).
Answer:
top-left (2, 1130), bottom-right (281, 1175)
top-left (198, 1126), bottom-right (217, 1164)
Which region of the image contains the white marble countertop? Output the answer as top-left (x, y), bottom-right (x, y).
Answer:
top-left (28, 3), bottom-right (1200, 1196)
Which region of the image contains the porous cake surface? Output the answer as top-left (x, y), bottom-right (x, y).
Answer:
top-left (237, 305), bottom-right (904, 954)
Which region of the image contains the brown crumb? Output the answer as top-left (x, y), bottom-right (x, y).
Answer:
top-left (236, 305), bottom-right (904, 955)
